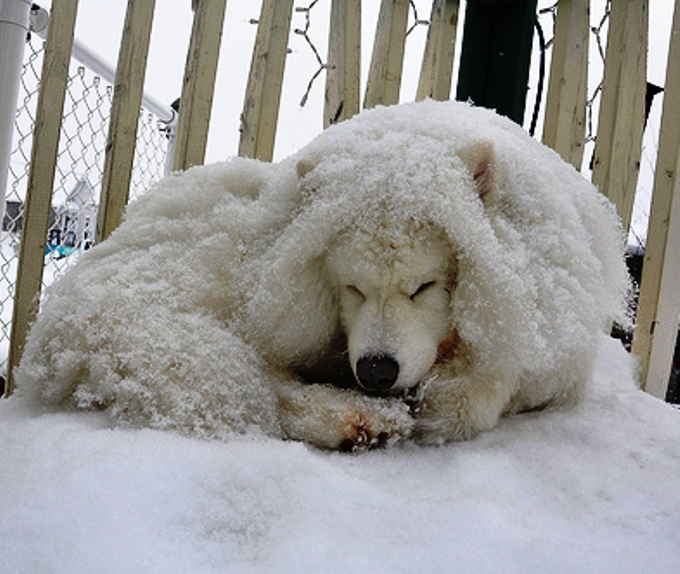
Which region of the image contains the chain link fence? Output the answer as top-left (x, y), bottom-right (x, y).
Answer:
top-left (1, 29), bottom-right (171, 372)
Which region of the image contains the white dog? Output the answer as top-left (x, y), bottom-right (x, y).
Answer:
top-left (15, 101), bottom-right (630, 449)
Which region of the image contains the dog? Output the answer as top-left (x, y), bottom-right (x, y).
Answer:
top-left (15, 101), bottom-right (630, 449)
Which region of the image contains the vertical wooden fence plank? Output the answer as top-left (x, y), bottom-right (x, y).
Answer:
top-left (591, 0), bottom-right (648, 232)
top-left (324, 0), bottom-right (362, 127)
top-left (238, 0), bottom-right (294, 162)
top-left (364, 0), bottom-right (409, 109)
top-left (416, 0), bottom-right (459, 102)
top-left (541, 0), bottom-right (589, 169)
top-left (7, 0), bottom-right (80, 392)
top-left (632, 0), bottom-right (680, 399)
top-left (172, 0), bottom-right (228, 171)
top-left (96, 0), bottom-right (156, 243)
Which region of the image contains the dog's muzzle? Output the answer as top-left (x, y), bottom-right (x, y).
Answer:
top-left (356, 354), bottom-right (399, 391)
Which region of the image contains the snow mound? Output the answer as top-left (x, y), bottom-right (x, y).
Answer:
top-left (2, 337), bottom-right (679, 572)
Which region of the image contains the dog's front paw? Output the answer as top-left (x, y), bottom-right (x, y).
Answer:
top-left (276, 380), bottom-right (413, 450)
top-left (411, 397), bottom-right (466, 445)
top-left (411, 373), bottom-right (515, 445)
top-left (337, 408), bottom-right (404, 452)
top-left (412, 409), bottom-right (472, 445)
top-left (338, 411), bottom-right (383, 451)
top-left (329, 396), bottom-right (414, 451)
top-left (410, 375), bottom-right (478, 445)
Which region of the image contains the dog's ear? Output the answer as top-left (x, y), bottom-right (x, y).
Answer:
top-left (295, 157), bottom-right (321, 199)
top-left (460, 141), bottom-right (496, 203)
top-left (296, 157), bottom-right (318, 180)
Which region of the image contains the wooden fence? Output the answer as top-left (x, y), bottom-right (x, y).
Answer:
top-left (4, 0), bottom-right (680, 401)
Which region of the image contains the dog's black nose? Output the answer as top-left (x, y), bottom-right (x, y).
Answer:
top-left (356, 354), bottom-right (399, 391)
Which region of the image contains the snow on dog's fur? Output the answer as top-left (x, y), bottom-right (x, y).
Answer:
top-left (15, 101), bottom-right (630, 449)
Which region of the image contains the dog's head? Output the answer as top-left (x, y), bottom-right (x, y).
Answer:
top-left (326, 221), bottom-right (457, 392)
top-left (250, 139), bottom-right (497, 390)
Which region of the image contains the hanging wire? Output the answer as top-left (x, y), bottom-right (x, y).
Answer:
top-left (529, 17), bottom-right (547, 137)
top-left (406, 0), bottom-right (430, 36)
top-left (294, 0), bottom-right (330, 107)
top-left (295, 0), bottom-right (430, 108)
top-left (584, 0), bottom-right (612, 147)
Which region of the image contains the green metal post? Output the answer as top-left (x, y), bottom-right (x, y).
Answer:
top-left (456, 0), bottom-right (538, 125)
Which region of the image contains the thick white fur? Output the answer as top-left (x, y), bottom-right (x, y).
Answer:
top-left (15, 101), bottom-right (630, 449)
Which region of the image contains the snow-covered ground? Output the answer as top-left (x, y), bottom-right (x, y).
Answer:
top-left (1, 335), bottom-right (678, 573)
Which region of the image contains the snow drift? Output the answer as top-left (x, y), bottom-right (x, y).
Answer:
top-left (14, 100), bottom-right (630, 446)
top-left (2, 338), bottom-right (680, 572)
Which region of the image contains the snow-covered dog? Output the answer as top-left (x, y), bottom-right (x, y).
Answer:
top-left (15, 101), bottom-right (630, 449)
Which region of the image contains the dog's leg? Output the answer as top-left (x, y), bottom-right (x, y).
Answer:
top-left (412, 372), bottom-right (518, 445)
top-left (275, 378), bottom-right (413, 450)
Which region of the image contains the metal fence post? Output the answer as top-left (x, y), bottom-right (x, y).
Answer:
top-left (455, 0), bottom-right (538, 125)
top-left (0, 0), bottom-right (31, 223)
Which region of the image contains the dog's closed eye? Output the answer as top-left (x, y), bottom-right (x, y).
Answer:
top-left (345, 285), bottom-right (365, 300)
top-left (409, 281), bottom-right (436, 301)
